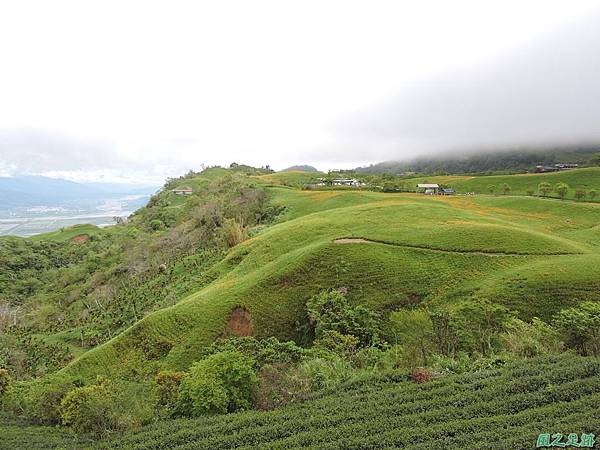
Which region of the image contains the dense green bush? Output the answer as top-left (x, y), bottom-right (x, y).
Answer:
top-left (200, 336), bottom-right (306, 367)
top-left (431, 300), bottom-right (513, 356)
top-left (307, 290), bottom-right (381, 346)
top-left (11, 376), bottom-right (76, 424)
top-left (300, 354), bottom-right (353, 390)
top-left (0, 367), bottom-right (11, 397)
top-left (60, 377), bottom-right (116, 435)
top-left (176, 351), bottom-right (257, 416)
top-left (554, 302), bottom-right (600, 355)
top-left (154, 370), bottom-right (186, 413)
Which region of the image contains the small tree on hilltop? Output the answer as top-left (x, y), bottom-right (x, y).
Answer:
top-left (555, 182), bottom-right (569, 199)
top-left (538, 182), bottom-right (551, 197)
top-left (589, 189), bottom-right (598, 200)
top-left (501, 183), bottom-right (511, 195)
top-left (575, 189), bottom-right (587, 201)
top-left (487, 184), bottom-right (496, 195)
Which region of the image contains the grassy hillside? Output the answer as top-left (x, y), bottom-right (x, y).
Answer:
top-left (53, 186), bottom-right (600, 381)
top-left (4, 166), bottom-right (600, 446)
top-left (28, 224), bottom-right (101, 242)
top-left (4, 354), bottom-right (599, 449)
top-left (409, 167), bottom-right (600, 199)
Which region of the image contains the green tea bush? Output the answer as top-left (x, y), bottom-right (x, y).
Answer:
top-left (176, 351), bottom-right (257, 417)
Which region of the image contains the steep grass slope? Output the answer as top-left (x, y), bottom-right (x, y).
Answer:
top-left (54, 188), bottom-right (600, 382)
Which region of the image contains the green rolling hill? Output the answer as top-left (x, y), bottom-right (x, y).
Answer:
top-left (3, 166), bottom-right (600, 447)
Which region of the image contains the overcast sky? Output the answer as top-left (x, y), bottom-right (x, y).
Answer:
top-left (1, 1), bottom-right (600, 183)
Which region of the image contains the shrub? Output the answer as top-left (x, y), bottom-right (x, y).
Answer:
top-left (176, 351), bottom-right (257, 417)
top-left (300, 355), bottom-right (353, 391)
top-left (149, 219), bottom-right (165, 231)
top-left (201, 337), bottom-right (306, 367)
top-left (538, 182), bottom-right (551, 196)
top-left (0, 368), bottom-right (11, 396)
top-left (501, 317), bottom-right (562, 357)
top-left (526, 189), bottom-right (534, 196)
top-left (19, 376), bottom-right (76, 424)
top-left (575, 189), bottom-right (587, 200)
top-left (555, 182), bottom-right (569, 199)
top-left (431, 300), bottom-right (513, 356)
top-left (553, 302), bottom-right (600, 356)
top-left (222, 219), bottom-right (246, 247)
top-left (314, 330), bottom-right (359, 360)
top-left (389, 309), bottom-right (435, 367)
top-left (155, 371), bottom-right (186, 411)
top-left (253, 363), bottom-right (310, 410)
top-left (307, 290), bottom-right (381, 347)
top-left (60, 377), bottom-right (116, 435)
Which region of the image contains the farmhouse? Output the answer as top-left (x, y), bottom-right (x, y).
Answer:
top-left (416, 183), bottom-right (439, 195)
top-left (332, 178), bottom-right (365, 187)
top-left (172, 187), bottom-right (193, 195)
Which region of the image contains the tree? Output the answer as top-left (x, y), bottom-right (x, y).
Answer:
top-left (487, 184), bottom-right (496, 195)
top-left (575, 189), bottom-right (587, 201)
top-left (526, 189), bottom-right (534, 196)
top-left (590, 189), bottom-right (598, 200)
top-left (176, 351), bottom-right (257, 416)
top-left (555, 182), bottom-right (569, 199)
top-left (501, 183), bottom-right (511, 195)
top-left (538, 182), bottom-right (551, 197)
top-left (307, 290), bottom-right (381, 347)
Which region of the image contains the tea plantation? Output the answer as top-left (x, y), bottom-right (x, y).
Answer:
top-left (2, 354), bottom-right (599, 449)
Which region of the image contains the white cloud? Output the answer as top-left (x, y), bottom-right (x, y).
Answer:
top-left (0, 0), bottom-right (599, 179)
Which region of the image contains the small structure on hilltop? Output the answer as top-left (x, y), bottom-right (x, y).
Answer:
top-left (172, 187), bottom-right (193, 195)
top-left (535, 165), bottom-right (560, 173)
top-left (555, 163), bottom-right (578, 170)
top-left (416, 183), bottom-right (439, 195)
top-left (332, 178), bottom-right (365, 187)
top-left (440, 188), bottom-right (455, 195)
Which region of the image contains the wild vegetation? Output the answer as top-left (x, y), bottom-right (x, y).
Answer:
top-left (2, 165), bottom-right (600, 448)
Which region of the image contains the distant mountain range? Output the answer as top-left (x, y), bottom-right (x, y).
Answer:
top-left (0, 175), bottom-right (158, 208)
top-left (281, 165), bottom-right (319, 172)
top-left (355, 146), bottom-right (600, 175)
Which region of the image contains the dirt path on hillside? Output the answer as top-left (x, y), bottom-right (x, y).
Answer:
top-left (333, 237), bottom-right (580, 257)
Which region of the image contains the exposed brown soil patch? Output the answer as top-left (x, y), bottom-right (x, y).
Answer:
top-left (72, 234), bottom-right (90, 244)
top-left (224, 307), bottom-right (254, 337)
top-left (281, 279), bottom-right (294, 288)
top-left (333, 238), bottom-right (374, 244)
